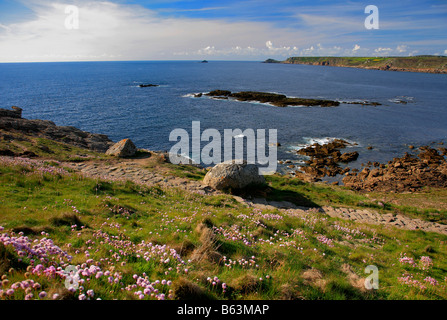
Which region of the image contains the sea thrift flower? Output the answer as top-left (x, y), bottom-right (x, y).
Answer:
top-left (39, 291), bottom-right (47, 299)
top-left (419, 256), bottom-right (433, 270)
top-left (424, 277), bottom-right (438, 286)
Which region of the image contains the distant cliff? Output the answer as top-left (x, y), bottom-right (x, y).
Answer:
top-left (264, 56), bottom-right (447, 74)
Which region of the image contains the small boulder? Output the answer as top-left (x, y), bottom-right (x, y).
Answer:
top-left (106, 138), bottom-right (137, 157)
top-left (203, 160), bottom-right (266, 190)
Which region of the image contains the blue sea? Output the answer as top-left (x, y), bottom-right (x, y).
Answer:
top-left (1, 61), bottom-right (447, 172)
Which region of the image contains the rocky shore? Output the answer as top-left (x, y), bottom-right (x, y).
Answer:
top-left (288, 139), bottom-right (358, 182)
top-left (343, 146), bottom-right (447, 192)
top-left (282, 138), bottom-right (447, 193)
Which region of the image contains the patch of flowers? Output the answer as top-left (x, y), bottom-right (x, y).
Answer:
top-left (0, 156), bottom-right (69, 176)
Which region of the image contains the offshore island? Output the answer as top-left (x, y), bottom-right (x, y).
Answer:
top-left (264, 56), bottom-right (447, 74)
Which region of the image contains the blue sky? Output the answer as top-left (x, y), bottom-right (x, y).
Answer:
top-left (0, 0), bottom-right (446, 62)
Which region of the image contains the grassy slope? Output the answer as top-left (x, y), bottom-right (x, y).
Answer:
top-left (282, 56), bottom-right (447, 72)
top-left (1, 144), bottom-right (446, 300)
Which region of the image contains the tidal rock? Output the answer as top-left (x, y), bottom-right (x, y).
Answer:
top-left (106, 138), bottom-right (137, 158)
top-left (339, 151), bottom-right (359, 163)
top-left (203, 160), bottom-right (266, 190)
top-left (342, 147), bottom-right (447, 192)
top-left (139, 84), bottom-right (159, 87)
top-left (203, 90), bottom-right (340, 107)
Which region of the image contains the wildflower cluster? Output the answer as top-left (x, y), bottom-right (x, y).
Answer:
top-left (222, 256), bottom-right (259, 269)
top-left (0, 230), bottom-right (72, 265)
top-left (0, 156), bottom-right (69, 176)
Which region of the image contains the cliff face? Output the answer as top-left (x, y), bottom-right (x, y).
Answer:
top-left (0, 106), bottom-right (114, 153)
top-left (265, 56), bottom-right (447, 74)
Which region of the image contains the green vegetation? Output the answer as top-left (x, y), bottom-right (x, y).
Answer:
top-left (1, 154), bottom-right (446, 300)
top-left (0, 130), bottom-right (109, 162)
top-left (265, 56), bottom-right (447, 73)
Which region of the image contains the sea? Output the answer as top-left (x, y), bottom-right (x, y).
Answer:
top-left (1, 60), bottom-right (447, 175)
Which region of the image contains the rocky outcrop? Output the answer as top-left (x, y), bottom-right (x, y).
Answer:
top-left (0, 106), bottom-right (114, 152)
top-left (343, 146), bottom-right (447, 192)
top-left (105, 139), bottom-right (137, 158)
top-left (278, 56), bottom-right (447, 74)
top-left (203, 90), bottom-right (340, 107)
top-left (139, 84), bottom-right (159, 87)
top-left (295, 139), bottom-right (357, 179)
top-left (203, 160), bottom-right (266, 190)
top-left (0, 106), bottom-right (22, 119)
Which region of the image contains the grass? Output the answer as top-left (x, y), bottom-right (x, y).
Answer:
top-left (282, 56), bottom-right (447, 72)
top-left (0, 130), bottom-right (109, 162)
top-left (0, 156), bottom-right (446, 301)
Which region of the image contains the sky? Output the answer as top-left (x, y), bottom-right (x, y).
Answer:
top-left (0, 0), bottom-right (446, 62)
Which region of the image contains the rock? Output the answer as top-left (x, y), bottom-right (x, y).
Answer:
top-left (295, 139), bottom-right (357, 178)
top-left (339, 151), bottom-right (359, 163)
top-left (203, 90), bottom-right (340, 107)
top-left (106, 139), bottom-right (137, 158)
top-left (0, 106), bottom-right (22, 119)
top-left (203, 160), bottom-right (266, 190)
top-left (343, 146), bottom-right (447, 192)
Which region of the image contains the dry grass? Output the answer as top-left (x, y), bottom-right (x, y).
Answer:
top-left (190, 223), bottom-right (222, 264)
top-left (172, 277), bottom-right (212, 300)
top-left (302, 268), bottom-right (327, 292)
top-left (341, 264), bottom-right (367, 293)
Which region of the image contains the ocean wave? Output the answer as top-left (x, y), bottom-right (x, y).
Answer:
top-left (287, 137), bottom-right (360, 152)
top-left (388, 96), bottom-right (414, 104)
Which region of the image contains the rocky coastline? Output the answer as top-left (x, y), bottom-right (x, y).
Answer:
top-left (0, 106), bottom-right (114, 153)
top-left (2, 106), bottom-right (446, 194)
top-left (264, 56), bottom-right (447, 74)
top-left (283, 137), bottom-right (447, 192)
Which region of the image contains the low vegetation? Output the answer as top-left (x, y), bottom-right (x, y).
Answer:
top-left (1, 150), bottom-right (446, 301)
top-left (265, 56), bottom-right (447, 73)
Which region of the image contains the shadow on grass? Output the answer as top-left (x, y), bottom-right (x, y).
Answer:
top-left (226, 181), bottom-right (320, 208)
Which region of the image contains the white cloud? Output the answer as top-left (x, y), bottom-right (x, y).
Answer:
top-left (0, 1), bottom-right (319, 62)
top-left (0, 1), bottom-right (441, 62)
top-left (396, 45), bottom-right (408, 53)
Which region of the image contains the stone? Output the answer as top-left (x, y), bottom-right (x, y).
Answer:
top-left (0, 106), bottom-right (22, 119)
top-left (106, 139), bottom-right (137, 158)
top-left (203, 160), bottom-right (266, 190)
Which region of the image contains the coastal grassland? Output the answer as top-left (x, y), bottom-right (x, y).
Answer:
top-left (1, 158), bottom-right (446, 300)
top-left (265, 175), bottom-right (447, 225)
top-left (281, 56), bottom-right (447, 72)
top-left (0, 129), bottom-right (109, 162)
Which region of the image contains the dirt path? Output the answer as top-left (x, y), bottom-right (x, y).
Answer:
top-left (64, 160), bottom-right (215, 194)
top-left (233, 197), bottom-right (447, 235)
top-left (64, 160), bottom-right (447, 236)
